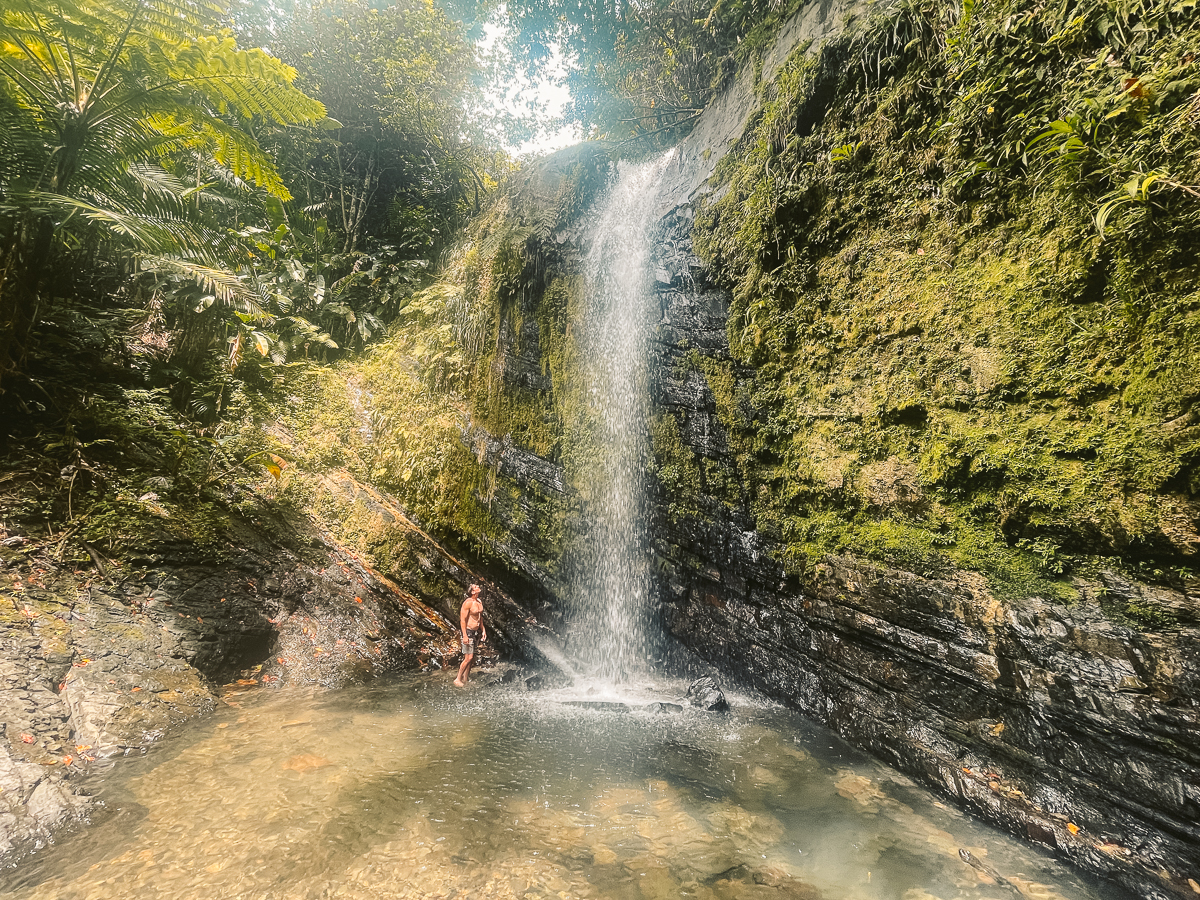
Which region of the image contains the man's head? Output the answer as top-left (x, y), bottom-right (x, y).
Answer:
top-left (469, 584), bottom-right (481, 598)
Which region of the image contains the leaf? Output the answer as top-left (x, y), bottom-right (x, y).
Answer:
top-left (1094, 197), bottom-right (1128, 239)
top-left (1137, 172), bottom-right (1166, 201)
top-left (283, 258), bottom-right (306, 282)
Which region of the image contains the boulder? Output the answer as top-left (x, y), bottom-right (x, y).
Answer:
top-left (685, 676), bottom-right (729, 711)
top-left (646, 701), bottom-right (684, 714)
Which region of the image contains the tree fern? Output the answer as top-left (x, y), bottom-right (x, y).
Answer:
top-left (0, 0), bottom-right (327, 384)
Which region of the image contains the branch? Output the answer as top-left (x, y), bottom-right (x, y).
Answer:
top-left (615, 111), bottom-right (703, 144)
top-left (617, 108), bottom-right (703, 123)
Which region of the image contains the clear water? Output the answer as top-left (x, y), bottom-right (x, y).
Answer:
top-left (568, 152), bottom-right (675, 684)
top-left (2, 677), bottom-right (1131, 900)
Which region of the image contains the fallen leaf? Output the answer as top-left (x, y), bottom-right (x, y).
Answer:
top-left (20, 734), bottom-right (35, 744)
top-left (277, 657), bottom-right (285, 664)
top-left (1066, 823), bottom-right (1079, 835)
top-left (62, 755), bottom-right (72, 766)
top-left (131, 687), bottom-right (142, 692)
top-left (76, 744), bottom-right (92, 752)
top-left (235, 678), bottom-right (258, 686)
top-left (962, 767), bottom-right (972, 774)
top-left (355, 597), bottom-right (362, 603)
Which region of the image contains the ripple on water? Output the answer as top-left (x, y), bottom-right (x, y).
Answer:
top-left (2, 677), bottom-right (1132, 900)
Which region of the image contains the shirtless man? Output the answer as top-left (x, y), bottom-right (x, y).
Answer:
top-left (454, 584), bottom-right (486, 687)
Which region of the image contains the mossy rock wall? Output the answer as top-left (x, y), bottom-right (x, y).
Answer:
top-left (294, 2), bottom-right (1200, 892)
top-left (393, 1), bottom-right (1200, 895)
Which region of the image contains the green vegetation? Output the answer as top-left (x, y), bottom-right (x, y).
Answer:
top-left (259, 0), bottom-right (510, 256)
top-left (688, 0), bottom-right (1200, 599)
top-left (488, 0), bottom-right (811, 142)
top-left (0, 0), bottom-right (326, 389)
top-left (0, 0), bottom-right (508, 566)
top-left (2, 0), bottom-right (1195, 625)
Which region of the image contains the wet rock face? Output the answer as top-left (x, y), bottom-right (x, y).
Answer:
top-left (452, 186), bottom-right (1199, 897)
top-left (642, 209), bottom-right (1200, 900)
top-left (662, 548), bottom-right (1200, 898)
top-left (685, 676), bottom-right (729, 712)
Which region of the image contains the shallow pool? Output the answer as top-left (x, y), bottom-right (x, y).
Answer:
top-left (2, 675), bottom-right (1132, 900)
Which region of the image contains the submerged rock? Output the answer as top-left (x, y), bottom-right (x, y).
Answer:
top-left (686, 676), bottom-right (729, 711)
top-left (563, 700), bottom-right (631, 712)
top-left (646, 701), bottom-right (685, 713)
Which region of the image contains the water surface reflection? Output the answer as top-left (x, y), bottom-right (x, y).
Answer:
top-left (3, 677), bottom-right (1131, 900)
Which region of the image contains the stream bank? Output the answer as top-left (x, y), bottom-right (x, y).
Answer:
top-left (0, 469), bottom-right (542, 858)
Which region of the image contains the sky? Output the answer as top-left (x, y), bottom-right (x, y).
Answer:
top-left (477, 25), bottom-right (582, 158)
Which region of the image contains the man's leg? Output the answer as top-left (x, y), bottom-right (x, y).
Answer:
top-left (454, 651), bottom-right (473, 687)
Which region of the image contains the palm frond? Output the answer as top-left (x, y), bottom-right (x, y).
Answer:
top-left (142, 253), bottom-right (269, 319)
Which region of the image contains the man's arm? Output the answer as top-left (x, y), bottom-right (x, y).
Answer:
top-left (459, 601), bottom-right (469, 639)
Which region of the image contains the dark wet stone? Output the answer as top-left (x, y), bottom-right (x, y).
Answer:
top-left (686, 676), bottom-right (729, 711)
top-left (523, 672), bottom-right (546, 691)
top-left (646, 701), bottom-right (684, 713)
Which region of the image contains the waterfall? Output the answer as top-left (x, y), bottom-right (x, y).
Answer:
top-left (567, 151), bottom-right (674, 686)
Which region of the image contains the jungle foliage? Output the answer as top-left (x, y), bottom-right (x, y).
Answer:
top-left (0, 0), bottom-right (505, 555)
top-left (461, 0), bottom-right (808, 142)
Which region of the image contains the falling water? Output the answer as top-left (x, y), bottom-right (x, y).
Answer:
top-left (567, 151), bottom-right (674, 686)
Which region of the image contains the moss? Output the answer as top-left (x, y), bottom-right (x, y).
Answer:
top-left (0, 151), bottom-right (608, 591)
top-left (650, 414), bottom-right (704, 523)
top-left (689, 11), bottom-right (1200, 602)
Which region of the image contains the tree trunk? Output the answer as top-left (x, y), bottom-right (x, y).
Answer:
top-left (0, 214), bottom-right (55, 392)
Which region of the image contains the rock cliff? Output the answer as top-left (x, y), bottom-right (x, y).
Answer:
top-left (405, 0), bottom-right (1200, 896)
